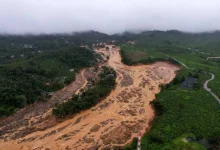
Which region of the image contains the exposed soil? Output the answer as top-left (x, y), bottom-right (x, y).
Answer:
top-left (0, 69), bottom-right (88, 140)
top-left (0, 45), bottom-right (179, 150)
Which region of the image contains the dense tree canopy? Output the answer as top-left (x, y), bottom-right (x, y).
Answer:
top-left (53, 66), bottom-right (116, 117)
top-left (0, 47), bottom-right (97, 116)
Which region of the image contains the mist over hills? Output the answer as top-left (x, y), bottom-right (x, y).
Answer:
top-left (1, 29), bottom-right (220, 36)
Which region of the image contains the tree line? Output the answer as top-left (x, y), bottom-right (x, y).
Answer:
top-left (0, 47), bottom-right (97, 116)
top-left (53, 66), bottom-right (116, 117)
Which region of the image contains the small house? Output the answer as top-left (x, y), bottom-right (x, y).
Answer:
top-left (69, 69), bottom-right (74, 72)
top-left (181, 77), bottom-right (198, 89)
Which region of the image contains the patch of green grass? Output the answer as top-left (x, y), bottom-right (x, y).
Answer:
top-left (164, 133), bottom-right (206, 150)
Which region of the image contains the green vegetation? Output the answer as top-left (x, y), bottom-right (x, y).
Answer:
top-left (121, 31), bottom-right (220, 97)
top-left (120, 44), bottom-right (180, 66)
top-left (123, 69), bottom-right (220, 150)
top-left (120, 31), bottom-right (220, 149)
top-left (53, 66), bottom-right (116, 117)
top-left (1, 30), bottom-right (220, 148)
top-left (164, 133), bottom-right (206, 150)
top-left (142, 69), bottom-right (220, 149)
top-left (122, 138), bottom-right (138, 150)
top-left (0, 47), bottom-right (97, 116)
top-left (0, 31), bottom-right (109, 64)
top-left (0, 31), bottom-right (123, 116)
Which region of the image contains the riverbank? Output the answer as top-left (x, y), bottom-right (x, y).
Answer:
top-left (0, 45), bottom-right (179, 150)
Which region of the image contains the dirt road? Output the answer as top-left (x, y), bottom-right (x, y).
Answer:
top-left (0, 45), bottom-right (179, 150)
top-left (167, 55), bottom-right (220, 104)
top-left (204, 73), bottom-right (220, 104)
top-left (207, 57), bottom-right (220, 60)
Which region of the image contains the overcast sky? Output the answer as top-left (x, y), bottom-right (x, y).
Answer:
top-left (1, 0), bottom-right (220, 34)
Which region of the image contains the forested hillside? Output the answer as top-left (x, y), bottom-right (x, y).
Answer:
top-left (0, 31), bottom-right (110, 64)
top-left (0, 47), bottom-right (98, 116)
top-left (53, 66), bottom-right (116, 117)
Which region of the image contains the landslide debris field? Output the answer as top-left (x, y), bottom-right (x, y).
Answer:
top-left (0, 45), bottom-right (179, 150)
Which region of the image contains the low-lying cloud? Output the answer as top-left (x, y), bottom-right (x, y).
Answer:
top-left (1, 0), bottom-right (220, 34)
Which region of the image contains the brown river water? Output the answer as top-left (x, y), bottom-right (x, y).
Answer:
top-left (0, 45), bottom-right (179, 150)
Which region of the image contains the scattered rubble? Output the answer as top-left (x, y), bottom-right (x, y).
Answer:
top-left (0, 45), bottom-right (179, 150)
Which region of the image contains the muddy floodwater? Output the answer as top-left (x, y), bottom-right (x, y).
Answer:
top-left (0, 45), bottom-right (179, 150)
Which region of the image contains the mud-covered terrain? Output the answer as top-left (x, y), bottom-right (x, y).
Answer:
top-left (0, 45), bottom-right (179, 150)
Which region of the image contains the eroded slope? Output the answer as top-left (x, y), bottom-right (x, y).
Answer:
top-left (0, 45), bottom-right (179, 150)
